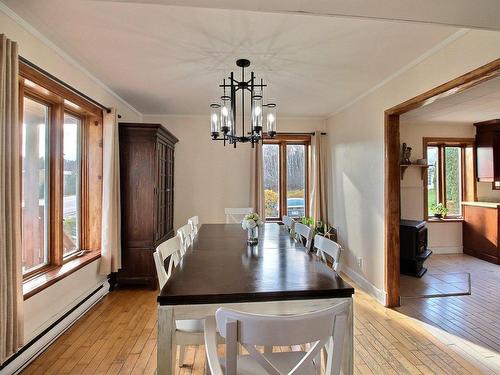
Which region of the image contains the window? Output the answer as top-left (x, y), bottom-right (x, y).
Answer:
top-left (424, 138), bottom-right (475, 219)
top-left (263, 144), bottom-right (280, 218)
top-left (63, 112), bottom-right (82, 256)
top-left (21, 97), bottom-right (50, 274)
top-left (20, 62), bottom-right (103, 281)
top-left (263, 135), bottom-right (310, 220)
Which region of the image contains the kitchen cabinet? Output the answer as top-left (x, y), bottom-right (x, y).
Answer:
top-left (462, 202), bottom-right (500, 264)
top-left (475, 119), bottom-right (500, 183)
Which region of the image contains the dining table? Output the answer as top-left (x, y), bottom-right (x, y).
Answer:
top-left (157, 223), bottom-right (355, 374)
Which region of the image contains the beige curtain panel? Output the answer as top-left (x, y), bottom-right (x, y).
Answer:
top-left (99, 108), bottom-right (122, 275)
top-left (0, 34), bottom-right (23, 364)
top-left (309, 131), bottom-right (328, 224)
top-left (250, 142), bottom-right (266, 220)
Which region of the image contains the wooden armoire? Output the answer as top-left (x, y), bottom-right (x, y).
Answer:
top-left (112, 123), bottom-right (178, 289)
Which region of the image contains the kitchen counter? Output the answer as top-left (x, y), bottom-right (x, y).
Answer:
top-left (462, 203), bottom-right (500, 264)
top-left (461, 201), bottom-right (500, 208)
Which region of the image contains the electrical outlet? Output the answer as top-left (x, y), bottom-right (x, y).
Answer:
top-left (357, 257), bottom-right (363, 269)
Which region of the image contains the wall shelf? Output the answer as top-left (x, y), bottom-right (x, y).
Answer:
top-left (400, 164), bottom-right (430, 180)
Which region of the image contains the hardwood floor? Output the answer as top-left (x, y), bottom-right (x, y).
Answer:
top-left (21, 269), bottom-right (499, 374)
top-left (396, 254), bottom-right (500, 374)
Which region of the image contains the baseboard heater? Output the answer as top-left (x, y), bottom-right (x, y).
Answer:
top-left (0, 282), bottom-right (108, 374)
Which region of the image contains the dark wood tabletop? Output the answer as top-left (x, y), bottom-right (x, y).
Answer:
top-left (157, 223), bottom-right (354, 305)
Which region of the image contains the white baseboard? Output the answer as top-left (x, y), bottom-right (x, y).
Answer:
top-left (429, 245), bottom-right (463, 254)
top-left (1, 280), bottom-right (109, 375)
top-left (340, 265), bottom-right (387, 306)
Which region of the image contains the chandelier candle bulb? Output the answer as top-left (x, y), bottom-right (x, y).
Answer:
top-left (220, 104), bottom-right (231, 134)
top-left (252, 91), bottom-right (263, 133)
top-left (266, 105), bottom-right (277, 137)
top-left (210, 103), bottom-right (220, 138)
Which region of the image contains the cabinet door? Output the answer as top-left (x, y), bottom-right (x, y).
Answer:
top-left (156, 140), bottom-right (168, 241)
top-left (476, 131), bottom-right (494, 182)
top-left (166, 145), bottom-right (175, 237)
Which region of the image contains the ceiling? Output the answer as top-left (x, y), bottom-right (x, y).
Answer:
top-left (93, 0), bottom-right (500, 31)
top-left (401, 75), bottom-right (500, 124)
top-left (3, 0), bottom-right (460, 116)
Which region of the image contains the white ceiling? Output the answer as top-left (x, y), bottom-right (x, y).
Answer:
top-left (94, 0), bottom-right (500, 31)
top-left (401, 75), bottom-right (500, 124)
top-left (3, 0), bottom-right (459, 116)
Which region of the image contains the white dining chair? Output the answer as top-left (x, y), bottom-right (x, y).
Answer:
top-left (188, 215), bottom-right (200, 238)
top-left (282, 215), bottom-right (296, 237)
top-left (294, 222), bottom-right (313, 252)
top-left (314, 235), bottom-right (342, 272)
top-left (153, 235), bottom-right (206, 368)
top-left (225, 207), bottom-right (253, 224)
top-left (177, 223), bottom-right (194, 255)
top-left (204, 302), bottom-right (349, 375)
top-left (153, 235), bottom-right (181, 289)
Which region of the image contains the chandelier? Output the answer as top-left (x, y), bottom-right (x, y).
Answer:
top-left (210, 59), bottom-right (277, 147)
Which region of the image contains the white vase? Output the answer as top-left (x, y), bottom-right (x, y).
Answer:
top-left (247, 227), bottom-right (259, 245)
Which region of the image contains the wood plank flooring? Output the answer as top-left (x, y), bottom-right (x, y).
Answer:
top-left (21, 257), bottom-right (499, 374)
top-left (396, 254), bottom-right (500, 374)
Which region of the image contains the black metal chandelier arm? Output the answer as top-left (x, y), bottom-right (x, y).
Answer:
top-left (209, 58), bottom-right (276, 148)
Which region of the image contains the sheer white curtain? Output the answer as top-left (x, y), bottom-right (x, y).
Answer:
top-left (99, 108), bottom-right (121, 275)
top-left (250, 142), bottom-right (265, 219)
top-left (309, 131), bottom-right (328, 224)
top-left (0, 34), bottom-right (23, 363)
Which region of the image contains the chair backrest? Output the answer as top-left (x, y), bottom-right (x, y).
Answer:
top-left (188, 215), bottom-right (199, 238)
top-left (153, 235), bottom-right (182, 289)
top-left (314, 234), bottom-right (342, 272)
top-left (214, 302), bottom-right (349, 375)
top-left (225, 207), bottom-right (253, 224)
top-left (177, 224), bottom-right (193, 255)
top-left (294, 222), bottom-right (313, 251)
top-left (282, 215), bottom-right (296, 236)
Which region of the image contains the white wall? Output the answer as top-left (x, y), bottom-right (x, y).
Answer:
top-left (143, 115), bottom-right (327, 229)
top-left (327, 29), bottom-right (500, 294)
top-left (477, 181), bottom-right (500, 201)
top-left (399, 121), bottom-right (475, 254)
top-left (1, 8), bottom-right (142, 342)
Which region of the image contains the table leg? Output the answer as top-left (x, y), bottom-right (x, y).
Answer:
top-left (342, 298), bottom-right (354, 375)
top-left (158, 306), bottom-right (175, 375)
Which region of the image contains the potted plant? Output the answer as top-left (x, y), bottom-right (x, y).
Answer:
top-left (300, 217), bottom-right (336, 242)
top-left (430, 203), bottom-right (448, 219)
top-left (242, 213), bottom-right (263, 245)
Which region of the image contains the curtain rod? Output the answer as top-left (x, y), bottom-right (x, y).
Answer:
top-left (19, 56), bottom-right (119, 116)
top-left (276, 131), bottom-right (327, 135)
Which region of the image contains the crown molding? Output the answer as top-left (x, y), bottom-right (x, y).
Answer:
top-left (0, 1), bottom-right (142, 117)
top-left (328, 28), bottom-right (470, 119)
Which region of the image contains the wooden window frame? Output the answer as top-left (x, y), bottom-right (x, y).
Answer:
top-left (19, 61), bottom-right (103, 297)
top-left (423, 137), bottom-right (476, 221)
top-left (263, 134), bottom-right (311, 221)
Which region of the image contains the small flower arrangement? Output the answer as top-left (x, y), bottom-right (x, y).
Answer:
top-left (241, 213), bottom-right (263, 230)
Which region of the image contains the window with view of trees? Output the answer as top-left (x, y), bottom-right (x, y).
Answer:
top-left (263, 135), bottom-right (310, 220)
top-left (20, 61), bottom-right (103, 280)
top-left (424, 138), bottom-right (475, 219)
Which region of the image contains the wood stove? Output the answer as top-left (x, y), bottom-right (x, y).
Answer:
top-left (400, 220), bottom-right (432, 277)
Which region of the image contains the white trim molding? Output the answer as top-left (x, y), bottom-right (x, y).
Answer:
top-left (328, 28), bottom-right (469, 118)
top-left (0, 281), bottom-right (109, 375)
top-left (0, 1), bottom-right (142, 118)
top-left (340, 264), bottom-right (387, 306)
top-left (429, 245), bottom-right (463, 254)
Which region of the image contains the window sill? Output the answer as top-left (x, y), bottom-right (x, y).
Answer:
top-left (426, 217), bottom-right (464, 223)
top-left (23, 250), bottom-right (101, 300)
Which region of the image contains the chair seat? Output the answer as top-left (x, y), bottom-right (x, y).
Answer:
top-left (221, 351), bottom-right (320, 375)
top-left (176, 319), bottom-right (204, 332)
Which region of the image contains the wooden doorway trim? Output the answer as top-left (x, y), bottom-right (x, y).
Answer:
top-left (384, 58), bottom-right (500, 307)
